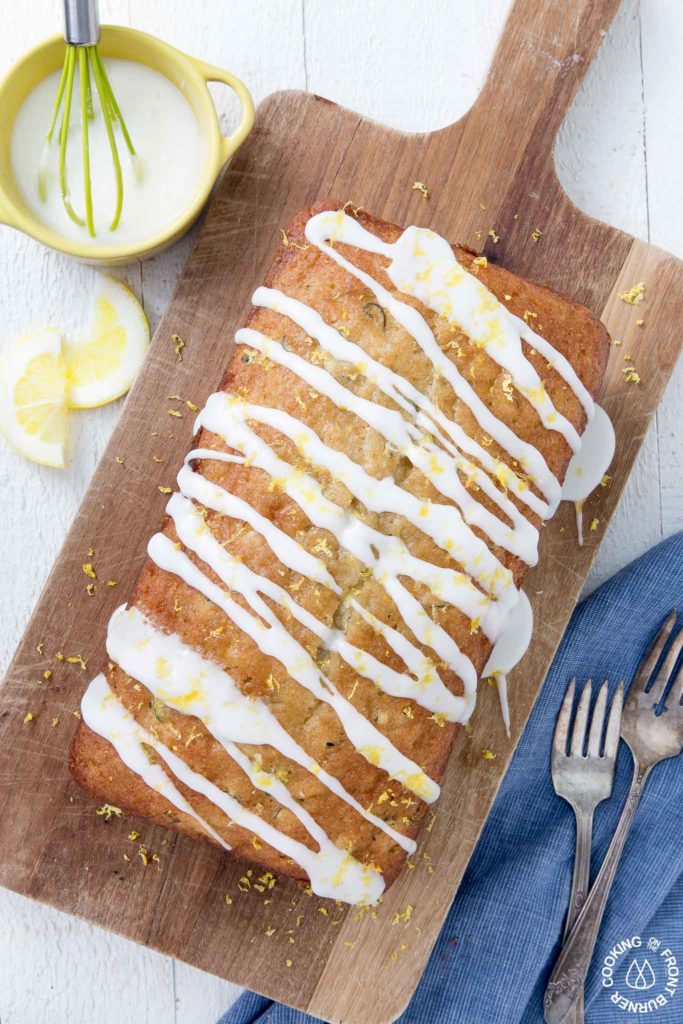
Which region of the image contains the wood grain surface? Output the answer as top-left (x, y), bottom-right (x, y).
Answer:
top-left (1, 1), bottom-right (682, 1022)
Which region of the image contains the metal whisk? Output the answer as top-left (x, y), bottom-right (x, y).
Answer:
top-left (38, 0), bottom-right (137, 236)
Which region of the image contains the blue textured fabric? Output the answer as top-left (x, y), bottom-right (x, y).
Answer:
top-left (218, 533), bottom-right (683, 1024)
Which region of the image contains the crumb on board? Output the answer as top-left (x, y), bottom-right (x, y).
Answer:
top-left (172, 334), bottom-right (185, 361)
top-left (622, 365), bottom-right (641, 384)
top-left (96, 804), bottom-right (123, 821)
top-left (618, 281), bottom-right (645, 305)
top-left (411, 181), bottom-right (430, 199)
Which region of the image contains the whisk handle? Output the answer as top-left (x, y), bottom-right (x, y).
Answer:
top-left (63, 0), bottom-right (100, 46)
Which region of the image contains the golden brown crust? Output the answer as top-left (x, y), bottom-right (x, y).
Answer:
top-left (71, 200), bottom-right (609, 894)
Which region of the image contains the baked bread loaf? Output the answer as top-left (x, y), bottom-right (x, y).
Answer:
top-left (71, 202), bottom-right (609, 904)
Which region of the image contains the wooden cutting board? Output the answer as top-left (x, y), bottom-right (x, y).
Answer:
top-left (1, 1), bottom-right (681, 1021)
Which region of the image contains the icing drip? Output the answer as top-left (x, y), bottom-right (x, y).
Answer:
top-left (560, 406), bottom-right (615, 545)
top-left (81, 207), bottom-right (609, 904)
top-left (481, 591), bottom-right (534, 736)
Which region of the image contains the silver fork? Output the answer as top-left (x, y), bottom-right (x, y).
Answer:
top-left (544, 611), bottom-right (683, 1024)
top-left (552, 679), bottom-right (624, 938)
top-left (551, 678), bottom-right (624, 1023)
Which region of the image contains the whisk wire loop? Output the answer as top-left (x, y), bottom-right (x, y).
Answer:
top-left (89, 47), bottom-right (123, 231)
top-left (79, 47), bottom-right (94, 235)
top-left (58, 45), bottom-right (85, 228)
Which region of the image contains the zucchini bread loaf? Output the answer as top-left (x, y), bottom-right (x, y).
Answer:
top-left (70, 202), bottom-right (609, 905)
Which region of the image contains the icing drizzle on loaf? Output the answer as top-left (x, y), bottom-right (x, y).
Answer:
top-left (82, 208), bottom-right (607, 905)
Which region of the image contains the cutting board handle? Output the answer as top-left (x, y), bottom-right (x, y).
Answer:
top-left (453, 0), bottom-right (623, 167)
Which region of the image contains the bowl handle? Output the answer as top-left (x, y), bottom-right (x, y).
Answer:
top-left (0, 182), bottom-right (19, 229)
top-left (189, 58), bottom-right (254, 169)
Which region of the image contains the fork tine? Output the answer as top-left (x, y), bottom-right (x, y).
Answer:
top-left (587, 680), bottom-right (609, 756)
top-left (604, 682), bottom-right (624, 758)
top-left (630, 611), bottom-right (677, 695)
top-left (667, 657), bottom-right (683, 707)
top-left (648, 626), bottom-right (683, 703)
top-left (570, 680), bottom-right (592, 756)
top-left (553, 678), bottom-right (575, 757)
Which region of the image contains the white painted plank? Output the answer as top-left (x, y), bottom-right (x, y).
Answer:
top-left (304, 0), bottom-right (511, 131)
top-left (0, 889), bottom-right (175, 1024)
top-left (640, 0), bottom-right (683, 541)
top-left (555, 0), bottom-right (659, 592)
top-left (0, 6), bottom-right (179, 1023)
top-left (174, 962), bottom-right (243, 1024)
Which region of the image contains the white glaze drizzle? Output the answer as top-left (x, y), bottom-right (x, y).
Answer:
top-left (82, 673), bottom-right (230, 850)
top-left (253, 286), bottom-right (550, 521)
top-left (210, 395), bottom-right (513, 599)
top-left (106, 603), bottom-right (414, 854)
top-left (197, 393), bottom-right (491, 713)
top-left (82, 207), bottom-right (608, 904)
top-left (236, 326), bottom-right (539, 566)
top-left (177, 463), bottom-right (461, 720)
top-left (82, 673), bottom-right (384, 903)
top-left (149, 507), bottom-right (440, 805)
top-left (304, 211), bottom-right (567, 510)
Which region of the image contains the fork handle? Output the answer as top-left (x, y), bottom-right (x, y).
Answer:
top-left (562, 809), bottom-right (594, 1024)
top-left (566, 808), bottom-right (593, 939)
top-left (544, 760), bottom-right (651, 1024)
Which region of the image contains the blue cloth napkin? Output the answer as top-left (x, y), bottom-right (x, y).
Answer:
top-left (218, 533), bottom-right (683, 1024)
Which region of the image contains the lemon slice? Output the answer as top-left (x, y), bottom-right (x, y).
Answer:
top-left (66, 276), bottom-right (149, 409)
top-left (0, 327), bottom-right (68, 468)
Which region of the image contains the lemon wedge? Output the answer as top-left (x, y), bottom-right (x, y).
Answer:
top-left (0, 327), bottom-right (68, 468)
top-left (66, 276), bottom-right (149, 409)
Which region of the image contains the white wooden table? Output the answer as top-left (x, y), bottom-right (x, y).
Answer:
top-left (1, 2), bottom-right (681, 1021)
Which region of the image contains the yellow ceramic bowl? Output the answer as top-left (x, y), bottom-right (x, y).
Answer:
top-left (0, 26), bottom-right (254, 265)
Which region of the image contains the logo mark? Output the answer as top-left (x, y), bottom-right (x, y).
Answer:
top-left (625, 958), bottom-right (657, 991)
top-left (601, 935), bottom-right (679, 1014)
